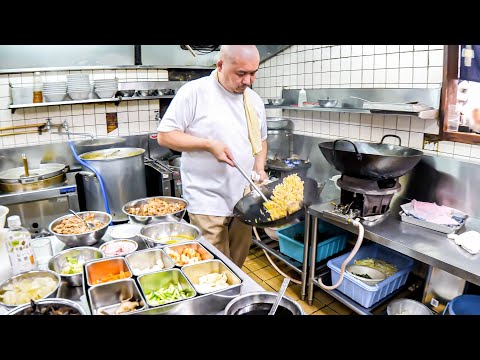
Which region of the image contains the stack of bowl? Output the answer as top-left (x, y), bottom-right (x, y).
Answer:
top-left (94, 78), bottom-right (118, 99)
top-left (43, 81), bottom-right (67, 102)
top-left (67, 74), bottom-right (91, 100)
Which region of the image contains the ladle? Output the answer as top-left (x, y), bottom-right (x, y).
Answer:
top-left (268, 277), bottom-right (290, 315)
top-left (232, 159), bottom-right (269, 203)
top-left (69, 209), bottom-right (95, 230)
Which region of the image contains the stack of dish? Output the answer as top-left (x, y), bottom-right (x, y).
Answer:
top-left (67, 74), bottom-right (91, 100)
top-left (94, 78), bottom-right (118, 99)
top-left (43, 81), bottom-right (67, 102)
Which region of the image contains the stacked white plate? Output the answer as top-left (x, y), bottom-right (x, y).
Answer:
top-left (43, 81), bottom-right (67, 102)
top-left (67, 74), bottom-right (91, 100)
top-left (94, 78), bottom-right (118, 99)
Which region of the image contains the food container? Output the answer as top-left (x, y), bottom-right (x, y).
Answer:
top-left (387, 298), bottom-right (432, 315)
top-left (7, 298), bottom-right (86, 315)
top-left (181, 259), bottom-right (242, 295)
top-left (137, 268), bottom-right (196, 307)
top-left (0, 269), bottom-right (61, 309)
top-left (122, 196), bottom-right (188, 225)
top-left (224, 291), bottom-right (304, 315)
top-left (85, 256), bottom-right (132, 287)
top-left (88, 278), bottom-right (146, 315)
top-left (125, 248), bottom-right (175, 276)
top-left (163, 241), bottom-right (214, 266)
top-left (48, 211), bottom-right (112, 247)
top-left (48, 246), bottom-right (103, 287)
top-left (140, 221), bottom-right (201, 247)
top-left (99, 238), bottom-right (138, 257)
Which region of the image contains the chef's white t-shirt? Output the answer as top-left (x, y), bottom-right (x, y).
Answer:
top-left (157, 74), bottom-right (267, 216)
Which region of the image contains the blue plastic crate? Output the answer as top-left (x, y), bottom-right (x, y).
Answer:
top-left (277, 220), bottom-right (349, 264)
top-left (327, 243), bottom-right (414, 308)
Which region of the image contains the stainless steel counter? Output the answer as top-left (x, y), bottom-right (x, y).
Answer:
top-left (49, 224), bottom-right (264, 315)
top-left (308, 198), bottom-right (480, 286)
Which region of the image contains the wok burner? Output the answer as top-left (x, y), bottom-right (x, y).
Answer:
top-left (337, 175), bottom-right (401, 218)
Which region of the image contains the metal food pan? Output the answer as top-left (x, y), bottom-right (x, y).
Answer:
top-left (137, 268), bottom-right (197, 307)
top-left (181, 259), bottom-right (242, 295)
top-left (399, 211), bottom-right (466, 234)
top-left (162, 241), bottom-right (214, 266)
top-left (85, 256), bottom-right (132, 287)
top-left (88, 278), bottom-right (146, 315)
top-left (125, 248), bottom-right (175, 276)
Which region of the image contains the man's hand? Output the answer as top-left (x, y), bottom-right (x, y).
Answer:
top-left (255, 169), bottom-right (268, 183)
top-left (207, 140), bottom-right (235, 167)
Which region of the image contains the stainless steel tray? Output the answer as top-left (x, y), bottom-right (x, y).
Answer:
top-left (399, 211), bottom-right (467, 234)
top-left (81, 241), bottom-right (243, 315)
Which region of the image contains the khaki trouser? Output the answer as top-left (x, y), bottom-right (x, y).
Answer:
top-left (188, 213), bottom-right (252, 268)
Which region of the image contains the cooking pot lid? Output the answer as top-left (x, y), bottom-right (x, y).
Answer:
top-left (0, 163), bottom-right (67, 183)
top-left (79, 147), bottom-right (145, 160)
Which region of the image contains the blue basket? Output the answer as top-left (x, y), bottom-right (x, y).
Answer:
top-left (327, 243), bottom-right (414, 308)
top-left (443, 295), bottom-right (480, 315)
top-left (277, 220), bottom-right (349, 264)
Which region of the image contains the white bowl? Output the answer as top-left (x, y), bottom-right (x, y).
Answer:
top-left (346, 264), bottom-right (387, 286)
top-left (100, 239), bottom-right (138, 257)
top-left (109, 223), bottom-right (143, 239)
top-left (44, 93), bottom-right (67, 102)
top-left (0, 205), bottom-right (9, 228)
top-left (68, 91), bottom-right (90, 100)
top-left (95, 90), bottom-right (116, 99)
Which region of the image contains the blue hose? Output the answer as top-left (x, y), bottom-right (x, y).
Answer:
top-left (68, 140), bottom-right (112, 223)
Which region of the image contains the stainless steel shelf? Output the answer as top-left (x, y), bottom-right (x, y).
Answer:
top-left (9, 95), bottom-right (174, 112)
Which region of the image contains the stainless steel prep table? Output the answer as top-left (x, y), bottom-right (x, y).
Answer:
top-left (305, 187), bottom-right (480, 314)
top-left (49, 224), bottom-right (264, 315)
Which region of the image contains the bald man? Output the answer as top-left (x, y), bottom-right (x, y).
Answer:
top-left (157, 45), bottom-right (268, 267)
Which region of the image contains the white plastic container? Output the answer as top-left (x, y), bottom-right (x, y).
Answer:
top-left (4, 216), bottom-right (37, 275)
top-left (297, 88), bottom-right (307, 107)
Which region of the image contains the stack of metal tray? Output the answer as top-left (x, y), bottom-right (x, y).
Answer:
top-left (399, 211), bottom-right (467, 234)
top-left (81, 241), bottom-right (243, 315)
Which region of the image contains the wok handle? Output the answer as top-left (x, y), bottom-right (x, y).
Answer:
top-left (380, 134), bottom-right (401, 146)
top-left (333, 139), bottom-right (362, 160)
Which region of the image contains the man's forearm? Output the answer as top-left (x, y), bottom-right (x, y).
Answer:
top-left (254, 140), bottom-right (268, 172)
top-left (157, 130), bottom-right (212, 153)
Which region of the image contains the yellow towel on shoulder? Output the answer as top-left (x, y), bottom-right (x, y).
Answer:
top-left (212, 69), bottom-right (262, 156)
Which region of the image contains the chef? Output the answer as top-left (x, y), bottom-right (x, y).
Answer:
top-left (157, 45), bottom-right (268, 267)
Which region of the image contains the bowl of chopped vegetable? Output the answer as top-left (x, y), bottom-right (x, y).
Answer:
top-left (48, 246), bottom-right (103, 287)
top-left (346, 264), bottom-right (386, 286)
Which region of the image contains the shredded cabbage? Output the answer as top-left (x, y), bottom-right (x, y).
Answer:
top-left (353, 258), bottom-right (398, 277)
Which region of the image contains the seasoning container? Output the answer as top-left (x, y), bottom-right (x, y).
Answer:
top-left (33, 72), bottom-right (43, 103)
top-left (4, 215), bottom-right (36, 275)
top-left (297, 88), bottom-right (307, 107)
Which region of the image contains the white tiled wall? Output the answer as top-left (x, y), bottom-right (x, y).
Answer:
top-left (253, 45), bottom-right (480, 164)
top-left (0, 69), bottom-right (169, 149)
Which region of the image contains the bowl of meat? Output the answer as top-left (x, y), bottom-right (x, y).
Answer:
top-left (122, 196), bottom-right (188, 225)
top-left (48, 211), bottom-right (112, 247)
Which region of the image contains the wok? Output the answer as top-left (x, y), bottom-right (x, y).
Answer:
top-left (233, 177), bottom-right (321, 228)
top-left (318, 135), bottom-right (423, 180)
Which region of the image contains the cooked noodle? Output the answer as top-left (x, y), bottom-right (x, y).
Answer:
top-left (263, 174), bottom-right (304, 221)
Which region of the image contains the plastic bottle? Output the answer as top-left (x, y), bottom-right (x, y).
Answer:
top-left (5, 216), bottom-right (36, 275)
top-left (298, 88), bottom-right (307, 107)
top-left (33, 71), bottom-right (43, 103)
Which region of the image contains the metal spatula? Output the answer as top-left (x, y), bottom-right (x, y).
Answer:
top-left (269, 278), bottom-right (290, 315)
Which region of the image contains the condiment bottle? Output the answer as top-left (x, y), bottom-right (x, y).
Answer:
top-left (5, 215), bottom-right (36, 275)
top-left (33, 71), bottom-right (43, 103)
top-left (298, 88), bottom-right (307, 107)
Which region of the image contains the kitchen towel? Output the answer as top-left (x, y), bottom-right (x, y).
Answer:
top-left (212, 69), bottom-right (262, 156)
top-left (448, 231), bottom-right (480, 255)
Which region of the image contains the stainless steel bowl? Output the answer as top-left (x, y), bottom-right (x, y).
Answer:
top-left (48, 211), bottom-right (112, 247)
top-left (224, 291), bottom-right (304, 315)
top-left (0, 270), bottom-right (61, 309)
top-left (136, 89), bottom-right (156, 97)
top-left (140, 222), bottom-right (202, 248)
top-left (116, 90), bottom-right (135, 98)
top-left (267, 98), bottom-right (285, 106)
top-left (122, 196), bottom-right (188, 225)
top-left (157, 88), bottom-right (175, 96)
top-left (387, 298), bottom-right (432, 315)
top-left (48, 246), bottom-right (103, 287)
top-left (318, 99), bottom-right (338, 107)
top-left (7, 297), bottom-right (86, 315)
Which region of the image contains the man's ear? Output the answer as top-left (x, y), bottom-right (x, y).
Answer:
top-left (217, 59), bottom-right (223, 71)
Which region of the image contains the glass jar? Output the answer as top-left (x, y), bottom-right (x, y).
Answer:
top-left (33, 71), bottom-right (43, 103)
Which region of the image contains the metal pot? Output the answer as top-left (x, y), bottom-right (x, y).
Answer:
top-left (224, 291), bottom-right (304, 315)
top-left (0, 162), bottom-right (68, 193)
top-left (267, 118), bottom-right (294, 160)
top-left (73, 137), bottom-right (126, 156)
top-left (79, 147), bottom-right (147, 222)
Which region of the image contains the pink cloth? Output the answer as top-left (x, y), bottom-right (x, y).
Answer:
top-left (411, 200), bottom-right (460, 226)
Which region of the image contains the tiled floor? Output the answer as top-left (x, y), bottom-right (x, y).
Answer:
top-left (242, 244), bottom-right (355, 315)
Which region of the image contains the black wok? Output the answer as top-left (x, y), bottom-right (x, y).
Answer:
top-left (233, 177), bottom-right (321, 228)
top-left (318, 135), bottom-right (423, 180)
